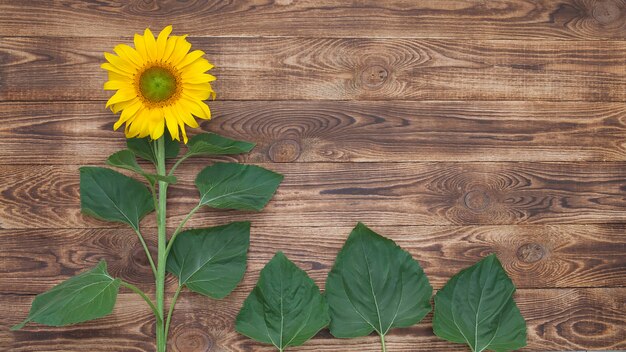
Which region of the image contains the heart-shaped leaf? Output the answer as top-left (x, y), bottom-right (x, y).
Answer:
top-left (433, 254), bottom-right (527, 352)
top-left (107, 150), bottom-right (177, 185)
top-left (166, 221), bottom-right (250, 298)
top-left (195, 162), bottom-right (283, 211)
top-left (325, 223), bottom-right (432, 343)
top-left (80, 167), bottom-right (154, 231)
top-left (126, 130), bottom-right (180, 164)
top-left (236, 252), bottom-right (329, 351)
top-left (12, 261), bottom-right (120, 330)
top-left (186, 133), bottom-right (255, 157)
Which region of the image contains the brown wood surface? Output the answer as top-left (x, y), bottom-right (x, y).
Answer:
top-left (1, 225), bottom-right (625, 295)
top-left (0, 0), bottom-right (625, 39)
top-left (2, 37), bottom-right (626, 101)
top-left (1, 1), bottom-right (625, 351)
top-left (3, 288), bottom-right (626, 352)
top-left (2, 101), bottom-right (626, 164)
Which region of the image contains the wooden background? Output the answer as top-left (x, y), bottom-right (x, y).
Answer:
top-left (1, 1), bottom-right (625, 351)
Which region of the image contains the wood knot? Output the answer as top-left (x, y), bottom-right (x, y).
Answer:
top-left (463, 190), bottom-right (491, 212)
top-left (268, 139), bottom-right (301, 162)
top-left (592, 1), bottom-right (622, 24)
top-left (360, 65), bottom-right (388, 89)
top-left (573, 321), bottom-right (607, 335)
top-left (131, 243), bottom-right (156, 269)
top-left (173, 328), bottom-right (213, 352)
top-left (516, 243), bottom-right (545, 263)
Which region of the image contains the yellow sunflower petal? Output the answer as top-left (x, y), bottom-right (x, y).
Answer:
top-left (106, 88), bottom-right (136, 108)
top-left (114, 44), bottom-right (144, 67)
top-left (176, 50), bottom-right (207, 69)
top-left (104, 80), bottom-right (130, 91)
top-left (182, 73), bottom-right (216, 84)
top-left (113, 98), bottom-right (142, 130)
top-left (143, 28), bottom-right (158, 61)
top-left (156, 25), bottom-right (172, 59)
top-left (174, 101), bottom-right (199, 128)
top-left (181, 94), bottom-right (211, 120)
top-left (149, 109), bottom-right (165, 140)
top-left (162, 36), bottom-right (178, 62)
top-left (181, 59), bottom-right (214, 78)
top-left (106, 69), bottom-right (133, 83)
top-left (163, 105), bottom-right (180, 141)
top-left (168, 35), bottom-right (192, 66)
top-left (134, 33), bottom-right (148, 61)
top-left (104, 52), bottom-right (137, 74)
top-left (101, 62), bottom-right (132, 78)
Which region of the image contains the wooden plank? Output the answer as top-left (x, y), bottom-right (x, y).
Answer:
top-left (0, 163), bottom-right (624, 229)
top-left (1, 224), bottom-right (624, 295)
top-left (2, 37), bottom-right (626, 101)
top-left (2, 288), bottom-right (625, 351)
top-left (2, 101), bottom-right (626, 164)
top-left (0, 1), bottom-right (624, 40)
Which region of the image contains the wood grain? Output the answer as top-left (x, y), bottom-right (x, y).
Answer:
top-left (2, 37), bottom-right (626, 101)
top-left (2, 288), bottom-right (625, 351)
top-left (1, 224), bottom-right (624, 295)
top-left (0, 163), bottom-right (623, 230)
top-left (2, 101), bottom-right (626, 164)
top-left (0, 0), bottom-right (624, 39)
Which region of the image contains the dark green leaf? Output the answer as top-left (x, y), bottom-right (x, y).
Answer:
top-left (80, 167), bottom-right (154, 230)
top-left (11, 261), bottom-right (120, 330)
top-left (325, 223), bottom-right (432, 339)
top-left (433, 254), bottom-right (527, 352)
top-left (236, 252), bottom-right (329, 351)
top-left (195, 162), bottom-right (283, 211)
top-left (166, 221), bottom-right (250, 298)
top-left (126, 130), bottom-right (180, 163)
top-left (107, 150), bottom-right (177, 185)
top-left (186, 133), bottom-right (255, 157)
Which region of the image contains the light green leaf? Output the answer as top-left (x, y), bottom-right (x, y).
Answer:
top-left (166, 221), bottom-right (250, 298)
top-left (325, 223), bottom-right (432, 340)
top-left (433, 254), bottom-right (527, 352)
top-left (11, 261), bottom-right (120, 330)
top-left (107, 150), bottom-right (177, 185)
top-left (195, 162), bottom-right (283, 211)
top-left (236, 252), bottom-right (329, 351)
top-left (126, 130), bottom-right (180, 163)
top-left (186, 133), bottom-right (255, 157)
top-left (80, 167), bottom-right (154, 230)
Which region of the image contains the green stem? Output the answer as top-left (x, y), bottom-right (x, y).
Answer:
top-left (164, 285), bottom-right (183, 340)
top-left (380, 333), bottom-right (386, 352)
top-left (155, 136), bottom-right (168, 352)
top-left (167, 153), bottom-right (191, 177)
top-left (164, 203), bottom-right (201, 257)
top-left (120, 281), bottom-right (161, 322)
top-left (133, 228), bottom-right (157, 277)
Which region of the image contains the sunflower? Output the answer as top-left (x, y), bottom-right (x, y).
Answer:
top-left (102, 25), bottom-right (215, 143)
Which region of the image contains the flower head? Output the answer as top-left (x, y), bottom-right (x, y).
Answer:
top-left (102, 26), bottom-right (215, 143)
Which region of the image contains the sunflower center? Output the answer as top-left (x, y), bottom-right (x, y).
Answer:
top-left (138, 66), bottom-right (177, 103)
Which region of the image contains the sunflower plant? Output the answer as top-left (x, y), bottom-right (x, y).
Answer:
top-left (12, 26), bottom-right (283, 352)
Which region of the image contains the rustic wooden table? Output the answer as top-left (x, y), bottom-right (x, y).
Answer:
top-left (1, 1), bottom-right (625, 351)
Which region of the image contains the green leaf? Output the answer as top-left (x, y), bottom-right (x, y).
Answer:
top-left (186, 133), bottom-right (256, 157)
top-left (433, 254), bottom-right (527, 352)
top-left (126, 130), bottom-right (180, 163)
top-left (166, 221), bottom-right (250, 299)
top-left (80, 167), bottom-right (154, 230)
top-left (236, 252), bottom-right (329, 351)
top-left (195, 162), bottom-right (283, 211)
top-left (325, 222), bottom-right (432, 340)
top-left (107, 150), bottom-right (177, 185)
top-left (11, 261), bottom-right (120, 330)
